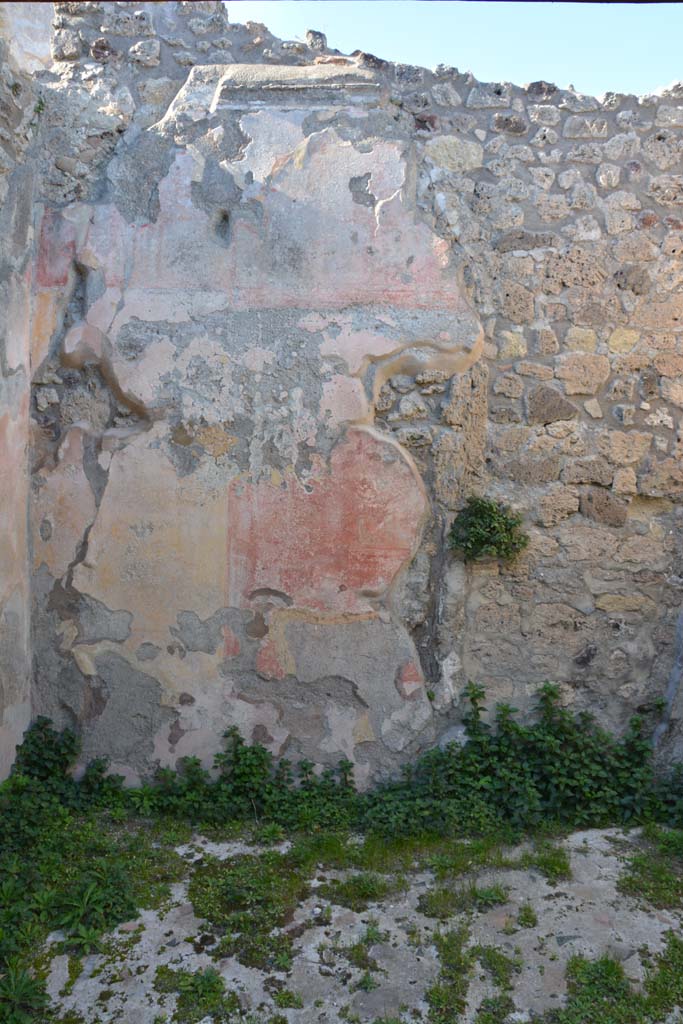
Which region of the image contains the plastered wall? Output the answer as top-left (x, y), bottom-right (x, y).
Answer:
top-left (2, 1), bottom-right (683, 781)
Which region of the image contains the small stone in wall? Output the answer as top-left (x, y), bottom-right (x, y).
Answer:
top-left (555, 354), bottom-right (610, 395)
top-left (507, 454), bottom-right (562, 486)
top-left (375, 384), bottom-right (395, 413)
top-left (390, 375), bottom-right (414, 394)
top-left (638, 458), bottom-right (683, 497)
top-left (35, 387), bottom-right (59, 412)
top-left (561, 457), bottom-right (613, 486)
top-left (645, 408), bottom-right (675, 430)
top-left (466, 82), bottom-right (511, 108)
top-left (51, 29), bottom-right (81, 61)
top-left (490, 405), bottom-right (522, 424)
top-left (396, 394), bottom-right (429, 420)
top-left (612, 467), bottom-right (638, 495)
top-left (612, 404), bottom-right (636, 426)
top-left (616, 534), bottom-right (668, 569)
top-left (535, 328), bottom-right (559, 355)
top-left (515, 361), bottom-right (553, 380)
top-left (493, 374), bottom-right (524, 398)
top-left (527, 385), bottom-right (578, 425)
top-left (639, 367), bottom-right (660, 402)
top-left (528, 104), bottom-right (561, 125)
top-left (655, 106), bottom-right (683, 128)
top-left (605, 207), bottom-right (635, 236)
top-left (424, 135), bottom-right (483, 172)
top-left (596, 163), bottom-right (621, 188)
top-left (609, 382), bottom-right (636, 405)
top-left (491, 112), bottom-right (528, 135)
top-left (499, 331), bottom-right (527, 359)
top-left (128, 39), bottom-right (161, 67)
top-left (90, 38), bottom-right (117, 62)
top-left (648, 175), bottom-right (683, 206)
top-left (661, 378), bottom-right (683, 407)
top-left (584, 399), bottom-right (603, 418)
top-left (564, 327), bottom-right (597, 352)
top-left (526, 80), bottom-right (558, 99)
top-left (614, 265), bottom-right (651, 295)
top-left (654, 353), bottom-right (683, 378)
top-left (415, 370), bottom-right (450, 386)
top-left (494, 228), bottom-right (559, 253)
top-left (102, 7), bottom-right (154, 35)
top-left (396, 426), bottom-right (432, 448)
top-left (563, 116), bottom-right (609, 139)
top-left (431, 81), bottom-right (462, 106)
top-left (537, 485), bottom-right (580, 526)
top-left (595, 592), bottom-right (657, 616)
top-left (305, 29), bottom-right (327, 50)
top-left (608, 328), bottom-right (639, 353)
top-left (580, 486), bottom-right (628, 527)
top-left (598, 430), bottom-right (652, 465)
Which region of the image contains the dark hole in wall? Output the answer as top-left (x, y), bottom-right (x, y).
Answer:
top-left (214, 210), bottom-right (231, 246)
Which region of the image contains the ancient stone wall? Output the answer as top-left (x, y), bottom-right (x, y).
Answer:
top-left (2, 1), bottom-right (683, 781)
top-left (0, 2), bottom-right (51, 775)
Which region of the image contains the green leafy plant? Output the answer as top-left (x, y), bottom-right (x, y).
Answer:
top-left (188, 851), bottom-right (308, 969)
top-left (471, 944), bottom-right (521, 990)
top-left (521, 841), bottom-right (572, 884)
top-left (154, 965), bottom-right (240, 1024)
top-left (618, 823), bottom-right (683, 908)
top-left (448, 496), bottom-right (529, 562)
top-left (425, 928), bottom-right (473, 1024)
top-left (273, 988), bottom-right (304, 1009)
top-left (317, 872), bottom-right (402, 912)
top-left (517, 904), bottom-right (537, 928)
top-left (2, 680), bottom-right (683, 1020)
top-left (353, 970), bottom-right (380, 993)
top-left (0, 962), bottom-right (48, 1024)
top-left (475, 995), bottom-right (515, 1024)
top-left (418, 883), bottom-right (508, 919)
top-left (534, 931), bottom-right (683, 1023)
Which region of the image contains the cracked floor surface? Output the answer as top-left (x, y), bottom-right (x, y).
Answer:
top-left (42, 828), bottom-right (683, 1024)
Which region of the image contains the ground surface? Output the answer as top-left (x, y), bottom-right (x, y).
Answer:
top-left (39, 826), bottom-right (683, 1024)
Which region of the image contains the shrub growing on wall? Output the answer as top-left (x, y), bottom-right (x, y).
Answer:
top-left (448, 496), bottom-right (529, 562)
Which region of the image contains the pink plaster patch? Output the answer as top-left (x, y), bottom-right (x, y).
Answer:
top-left (227, 428), bottom-right (426, 615)
top-left (222, 625), bottom-right (241, 658)
top-left (62, 322), bottom-right (104, 367)
top-left (320, 375), bottom-right (369, 427)
top-left (255, 640), bottom-right (287, 680)
top-left (36, 210), bottom-right (77, 288)
top-left (396, 660), bottom-right (425, 700)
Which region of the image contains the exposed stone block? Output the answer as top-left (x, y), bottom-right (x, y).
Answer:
top-left (555, 354), bottom-right (610, 394)
top-left (527, 385), bottom-right (579, 424)
top-left (561, 458), bottom-right (613, 486)
top-left (537, 485), bottom-right (580, 526)
top-left (580, 486), bottom-right (628, 527)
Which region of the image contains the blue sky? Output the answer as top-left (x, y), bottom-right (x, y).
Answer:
top-left (228, 2), bottom-right (682, 98)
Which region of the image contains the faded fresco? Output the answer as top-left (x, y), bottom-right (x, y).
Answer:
top-left (1, 1), bottom-right (683, 781)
